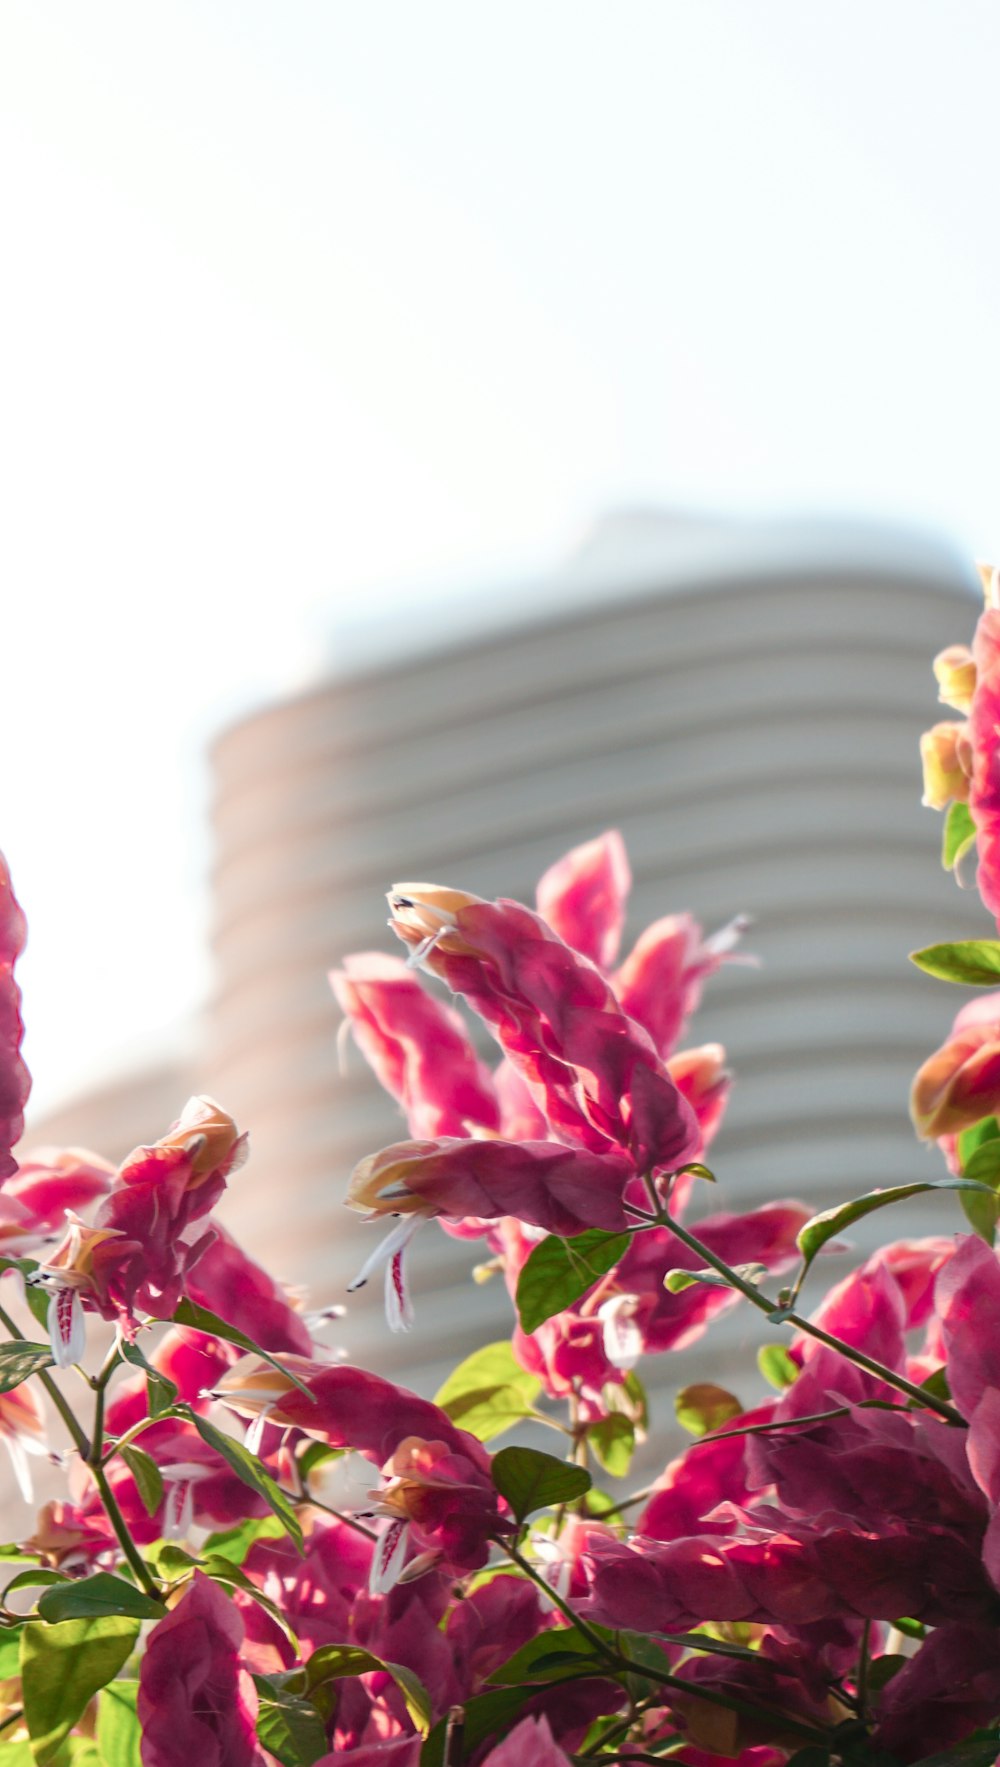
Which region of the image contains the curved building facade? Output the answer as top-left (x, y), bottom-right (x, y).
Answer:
top-left (199, 513), bottom-right (983, 1416)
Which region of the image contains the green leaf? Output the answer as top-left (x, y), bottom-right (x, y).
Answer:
top-left (0, 1740), bottom-right (32, 1764)
top-left (253, 1680), bottom-right (328, 1767)
top-left (118, 1446), bottom-right (163, 1519)
top-left (97, 1679), bottom-right (141, 1767)
top-left (664, 1261), bottom-right (766, 1295)
top-left (23, 1289), bottom-right (52, 1339)
top-left (37, 1574), bottom-right (163, 1623)
top-left (796, 1179), bottom-right (994, 1271)
top-left (434, 1342), bottom-right (542, 1442)
top-left (20, 1614), bottom-right (140, 1766)
top-left (488, 1625), bottom-right (603, 1685)
top-left (118, 1340), bottom-right (178, 1419)
top-left (678, 1162), bottom-right (716, 1183)
top-left (621, 1369), bottom-right (648, 1430)
top-left (0, 1629), bottom-right (22, 1678)
top-left (866, 1654), bottom-right (908, 1695)
top-left (491, 1445), bottom-right (591, 1522)
top-left (296, 1441), bottom-right (342, 1483)
top-left (674, 1383), bottom-right (742, 1437)
top-left (201, 1514), bottom-right (286, 1566)
top-left (192, 1415), bottom-right (303, 1553)
top-left (943, 801), bottom-right (978, 871)
top-left (199, 1556), bottom-right (298, 1647)
top-left (172, 1298), bottom-right (315, 1398)
top-left (0, 1344), bottom-right (53, 1394)
top-left (2, 1571), bottom-right (69, 1602)
top-left (301, 1645), bottom-right (432, 1735)
top-left (586, 1413), bottom-right (635, 1478)
top-left (758, 1344), bottom-right (799, 1390)
top-left (958, 1116), bottom-right (1000, 1166)
top-left (910, 939), bottom-right (1000, 985)
top-left (957, 1135), bottom-right (1000, 1239)
top-left (515, 1230), bottom-right (629, 1334)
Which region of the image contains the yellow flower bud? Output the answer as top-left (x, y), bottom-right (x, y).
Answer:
top-left (932, 645), bottom-right (977, 715)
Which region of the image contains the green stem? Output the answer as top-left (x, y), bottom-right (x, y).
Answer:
top-left (101, 1407), bottom-right (187, 1467)
top-left (502, 1544), bottom-right (829, 1745)
top-left (0, 1302), bottom-right (91, 1460)
top-left (89, 1462), bottom-right (161, 1602)
top-left (651, 1208), bottom-right (964, 1426)
top-left (855, 1618), bottom-right (872, 1725)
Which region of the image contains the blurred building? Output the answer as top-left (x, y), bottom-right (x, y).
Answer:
top-left (24, 509), bottom-right (984, 1432)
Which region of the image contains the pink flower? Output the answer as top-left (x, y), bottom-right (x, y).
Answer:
top-left (480, 1715), bottom-right (575, 1767)
top-left (345, 1137), bottom-right (632, 1328)
top-left (90, 1420), bottom-right (270, 1543)
top-left (0, 854), bottom-right (29, 1181)
top-left (910, 991), bottom-right (1000, 1142)
top-left (386, 886), bottom-right (699, 1174)
top-left (6, 1147), bottom-right (114, 1227)
top-left (874, 1623), bottom-right (1000, 1763)
top-left (535, 830), bottom-right (631, 971)
top-left (331, 952), bottom-right (500, 1140)
top-left (370, 1434), bottom-right (508, 1590)
top-left (138, 1571), bottom-right (263, 1767)
top-left (214, 1358), bottom-right (493, 1475)
top-left (613, 911), bottom-right (749, 1062)
top-left (219, 1360), bottom-right (505, 1586)
top-left (185, 1222), bottom-right (313, 1355)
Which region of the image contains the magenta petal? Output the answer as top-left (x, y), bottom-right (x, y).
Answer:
top-left (138, 1571), bottom-right (262, 1767)
top-left (0, 855), bottom-right (29, 1182)
top-left (535, 831), bottom-right (631, 972)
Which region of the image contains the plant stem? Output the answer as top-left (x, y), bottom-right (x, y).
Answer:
top-left (650, 1208), bottom-right (963, 1425)
top-left (88, 1461), bottom-right (161, 1601)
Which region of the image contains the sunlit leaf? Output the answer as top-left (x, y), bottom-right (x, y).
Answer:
top-left (201, 1514), bottom-right (286, 1566)
top-left (192, 1415), bottom-right (302, 1552)
top-left (491, 1444), bottom-right (591, 1522)
top-left (172, 1299), bottom-right (315, 1397)
top-left (757, 1344), bottom-right (799, 1390)
top-left (586, 1413), bottom-right (635, 1477)
top-left (516, 1230), bottom-right (629, 1334)
top-left (910, 939), bottom-right (1000, 985)
top-left (796, 1178), bottom-right (994, 1271)
top-left (942, 801), bottom-right (977, 871)
top-left (434, 1342), bottom-right (542, 1442)
top-left (37, 1575), bottom-right (163, 1623)
top-left (0, 1343), bottom-right (52, 1394)
top-left (96, 1679), bottom-right (140, 1767)
top-left (664, 1262), bottom-right (766, 1295)
top-left (674, 1383), bottom-right (742, 1437)
top-left (118, 1339), bottom-right (178, 1419)
top-left (253, 1678), bottom-right (328, 1767)
top-left (118, 1445), bottom-right (163, 1519)
top-left (21, 1614), bottom-right (140, 1766)
top-left (301, 1645), bottom-right (432, 1735)
top-left (488, 1625), bottom-right (603, 1685)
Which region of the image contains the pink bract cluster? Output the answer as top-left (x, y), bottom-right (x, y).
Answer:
top-left (1, 741), bottom-right (1000, 1767)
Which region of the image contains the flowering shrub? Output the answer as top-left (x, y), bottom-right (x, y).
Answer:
top-left (4, 595), bottom-right (1000, 1767)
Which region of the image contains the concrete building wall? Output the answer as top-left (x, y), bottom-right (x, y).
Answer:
top-left (194, 516), bottom-right (984, 1427)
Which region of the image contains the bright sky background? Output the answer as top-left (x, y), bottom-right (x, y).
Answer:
top-left (4, 0), bottom-right (1000, 1115)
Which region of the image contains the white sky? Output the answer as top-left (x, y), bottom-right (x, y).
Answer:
top-left (3, 0), bottom-right (1000, 1114)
